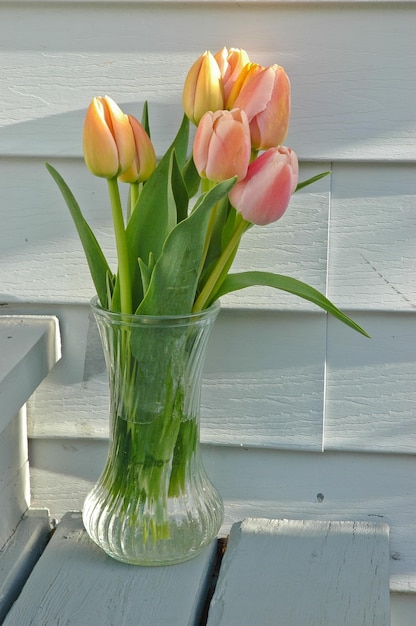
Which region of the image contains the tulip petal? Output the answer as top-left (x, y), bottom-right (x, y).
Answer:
top-left (229, 147), bottom-right (298, 225)
top-left (233, 66), bottom-right (275, 121)
top-left (104, 96), bottom-right (136, 174)
top-left (83, 98), bottom-right (119, 178)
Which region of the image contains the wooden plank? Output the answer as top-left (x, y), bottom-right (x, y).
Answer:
top-left (26, 307), bottom-right (327, 450)
top-left (0, 316), bottom-right (61, 433)
top-left (207, 518), bottom-right (390, 626)
top-left (0, 410), bottom-right (29, 548)
top-left (24, 307), bottom-right (415, 454)
top-left (325, 312), bottom-right (416, 452)
top-left (3, 512), bottom-right (218, 625)
top-left (391, 594), bottom-right (416, 626)
top-left (0, 3), bottom-right (414, 161)
top-left (28, 442), bottom-right (416, 594)
top-left (0, 160), bottom-right (330, 307)
top-left (328, 163), bottom-right (416, 311)
top-left (0, 510), bottom-right (51, 623)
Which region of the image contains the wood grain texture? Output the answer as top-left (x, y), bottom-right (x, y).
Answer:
top-left (0, 2), bottom-right (414, 161)
top-left (28, 441), bottom-right (416, 593)
top-left (207, 518), bottom-right (390, 626)
top-left (0, 410), bottom-right (29, 548)
top-left (0, 160), bottom-right (329, 307)
top-left (0, 316), bottom-right (61, 431)
top-left (325, 312), bottom-right (416, 452)
top-left (3, 512), bottom-right (217, 626)
top-left (0, 510), bottom-right (51, 624)
top-left (328, 163), bottom-right (416, 312)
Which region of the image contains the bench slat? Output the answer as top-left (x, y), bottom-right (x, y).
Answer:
top-left (0, 510), bottom-right (50, 623)
top-left (207, 518), bottom-right (390, 626)
top-left (3, 512), bottom-right (217, 626)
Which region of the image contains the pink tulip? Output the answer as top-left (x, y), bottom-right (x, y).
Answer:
top-left (193, 109), bottom-right (251, 182)
top-left (118, 115), bottom-right (156, 183)
top-left (228, 147), bottom-right (298, 225)
top-left (83, 96), bottom-right (135, 178)
top-left (182, 51), bottom-right (224, 125)
top-left (214, 47), bottom-right (250, 102)
top-left (233, 64), bottom-right (291, 150)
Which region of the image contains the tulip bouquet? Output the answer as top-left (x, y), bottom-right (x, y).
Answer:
top-left (46, 47), bottom-right (368, 332)
top-left (46, 48), bottom-right (368, 558)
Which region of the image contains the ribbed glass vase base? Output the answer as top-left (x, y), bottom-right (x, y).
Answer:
top-left (83, 475), bottom-right (224, 566)
top-left (82, 298), bottom-right (224, 566)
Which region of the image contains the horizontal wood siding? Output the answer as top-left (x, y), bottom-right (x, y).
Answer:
top-left (0, 0), bottom-right (415, 607)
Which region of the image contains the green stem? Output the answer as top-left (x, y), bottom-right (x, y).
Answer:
top-left (193, 213), bottom-right (249, 312)
top-left (128, 182), bottom-right (140, 221)
top-left (107, 178), bottom-right (132, 314)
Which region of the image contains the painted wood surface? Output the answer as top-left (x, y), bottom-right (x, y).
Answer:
top-left (2, 514), bottom-right (391, 626)
top-left (0, 316), bottom-right (61, 433)
top-left (0, 316), bottom-right (60, 546)
top-left (207, 518), bottom-right (390, 626)
top-left (0, 0), bottom-right (415, 621)
top-left (0, 410), bottom-right (29, 549)
top-left (0, 2), bottom-right (414, 161)
top-left (28, 440), bottom-right (416, 594)
top-left (3, 512), bottom-right (217, 626)
top-left (0, 509), bottom-right (51, 623)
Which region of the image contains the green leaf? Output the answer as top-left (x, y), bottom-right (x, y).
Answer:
top-left (141, 101), bottom-right (150, 137)
top-left (295, 171), bottom-right (331, 192)
top-left (169, 150), bottom-right (189, 224)
top-left (45, 163), bottom-right (112, 308)
top-left (212, 271), bottom-right (371, 337)
top-left (136, 178), bottom-right (237, 316)
top-left (124, 115), bottom-right (190, 310)
top-left (182, 155), bottom-right (201, 198)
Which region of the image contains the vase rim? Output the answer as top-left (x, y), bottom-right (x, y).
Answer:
top-left (90, 296), bottom-right (220, 325)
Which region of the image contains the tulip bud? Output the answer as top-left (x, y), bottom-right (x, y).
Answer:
top-left (83, 96), bottom-right (136, 178)
top-left (193, 109), bottom-right (251, 182)
top-left (228, 146), bottom-right (298, 225)
top-left (226, 62), bottom-right (264, 109)
top-left (214, 47), bottom-right (250, 102)
top-left (182, 51), bottom-right (224, 125)
top-left (233, 64), bottom-right (291, 150)
top-left (118, 115), bottom-right (157, 183)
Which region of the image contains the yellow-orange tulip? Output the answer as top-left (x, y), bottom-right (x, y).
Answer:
top-left (83, 96), bottom-right (135, 178)
top-left (182, 51), bottom-right (224, 125)
top-left (214, 47), bottom-right (250, 101)
top-left (118, 115), bottom-right (156, 183)
top-left (226, 62), bottom-right (264, 109)
top-left (233, 64), bottom-right (291, 150)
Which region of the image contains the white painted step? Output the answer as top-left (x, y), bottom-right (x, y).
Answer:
top-left (0, 315), bottom-right (61, 435)
top-left (207, 518), bottom-right (390, 626)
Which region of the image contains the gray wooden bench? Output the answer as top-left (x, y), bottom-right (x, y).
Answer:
top-left (0, 315), bottom-right (60, 622)
top-left (1, 513), bottom-right (390, 625)
top-left (0, 316), bottom-right (391, 625)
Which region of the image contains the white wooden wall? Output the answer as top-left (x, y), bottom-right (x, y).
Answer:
top-left (0, 1), bottom-right (415, 623)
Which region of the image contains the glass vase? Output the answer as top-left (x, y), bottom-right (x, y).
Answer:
top-left (82, 298), bottom-right (223, 566)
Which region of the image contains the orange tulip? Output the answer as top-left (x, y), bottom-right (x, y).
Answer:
top-left (233, 64), bottom-right (291, 150)
top-left (193, 109), bottom-right (251, 182)
top-left (118, 115), bottom-right (156, 183)
top-left (214, 47), bottom-right (250, 102)
top-left (228, 146), bottom-right (298, 225)
top-left (83, 96), bottom-right (135, 178)
top-left (182, 51), bottom-right (224, 125)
